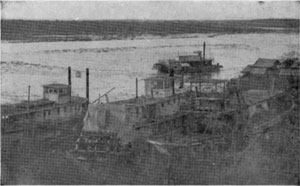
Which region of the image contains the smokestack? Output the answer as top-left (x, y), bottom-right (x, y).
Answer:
top-left (68, 67), bottom-right (72, 102)
top-left (86, 68), bottom-right (89, 103)
top-left (203, 42), bottom-right (206, 61)
top-left (68, 66), bottom-right (71, 87)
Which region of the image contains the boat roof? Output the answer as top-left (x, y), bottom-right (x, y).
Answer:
top-left (43, 83), bottom-right (70, 89)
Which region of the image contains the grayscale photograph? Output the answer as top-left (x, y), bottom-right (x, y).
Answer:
top-left (1, 0), bottom-right (299, 184)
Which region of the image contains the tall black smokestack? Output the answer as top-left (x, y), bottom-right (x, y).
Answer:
top-left (68, 66), bottom-right (72, 102)
top-left (68, 66), bottom-right (72, 87)
top-left (203, 42), bottom-right (206, 61)
top-left (86, 68), bottom-right (89, 103)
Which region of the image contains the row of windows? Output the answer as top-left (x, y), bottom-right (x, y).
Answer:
top-left (45, 88), bottom-right (68, 94)
top-left (42, 104), bottom-right (83, 118)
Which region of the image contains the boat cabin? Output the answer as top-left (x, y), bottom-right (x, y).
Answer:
top-left (144, 76), bottom-right (184, 98)
top-left (43, 84), bottom-right (71, 104)
top-left (189, 79), bottom-right (228, 111)
top-left (1, 83), bottom-right (88, 134)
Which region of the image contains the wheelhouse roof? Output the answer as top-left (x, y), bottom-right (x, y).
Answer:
top-left (43, 84), bottom-right (70, 89)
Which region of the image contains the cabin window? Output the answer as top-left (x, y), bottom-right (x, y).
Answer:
top-left (59, 89), bottom-right (64, 94)
top-left (161, 103), bottom-right (164, 107)
top-left (136, 107), bottom-right (139, 114)
top-left (53, 89), bottom-right (57, 93)
top-left (49, 88), bottom-right (53, 93)
top-left (173, 99), bottom-right (176, 103)
top-left (57, 107), bottom-right (60, 114)
top-left (48, 110), bottom-right (51, 115)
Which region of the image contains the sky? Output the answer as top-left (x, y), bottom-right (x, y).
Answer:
top-left (1, 1), bottom-right (300, 20)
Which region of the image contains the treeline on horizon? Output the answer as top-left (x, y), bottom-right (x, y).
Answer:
top-left (1, 19), bottom-right (299, 42)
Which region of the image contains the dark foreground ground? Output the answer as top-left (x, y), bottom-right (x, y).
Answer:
top-left (2, 19), bottom-right (299, 42)
top-left (1, 90), bottom-right (299, 185)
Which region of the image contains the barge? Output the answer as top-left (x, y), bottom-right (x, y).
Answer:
top-left (73, 75), bottom-right (195, 156)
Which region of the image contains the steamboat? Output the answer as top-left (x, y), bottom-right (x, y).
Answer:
top-left (153, 42), bottom-right (223, 75)
top-left (1, 67), bottom-right (89, 136)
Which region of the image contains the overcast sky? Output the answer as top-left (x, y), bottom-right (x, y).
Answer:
top-left (2, 1), bottom-right (300, 20)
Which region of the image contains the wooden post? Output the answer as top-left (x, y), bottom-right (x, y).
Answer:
top-left (180, 74), bottom-right (184, 88)
top-left (28, 85), bottom-right (31, 101)
top-left (270, 78), bottom-right (275, 96)
top-left (86, 68), bottom-right (89, 104)
top-left (172, 78), bottom-right (175, 95)
top-left (136, 78), bottom-right (138, 98)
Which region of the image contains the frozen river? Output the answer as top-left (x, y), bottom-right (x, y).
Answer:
top-left (1, 33), bottom-right (298, 104)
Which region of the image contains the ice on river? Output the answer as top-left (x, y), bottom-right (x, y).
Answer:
top-left (1, 33), bottom-right (298, 104)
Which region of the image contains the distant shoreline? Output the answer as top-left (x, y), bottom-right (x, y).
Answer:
top-left (2, 19), bottom-right (299, 43)
top-left (2, 31), bottom-right (298, 44)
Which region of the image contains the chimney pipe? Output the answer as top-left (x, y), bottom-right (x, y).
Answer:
top-left (68, 66), bottom-right (71, 87)
top-left (136, 78), bottom-right (138, 98)
top-left (68, 67), bottom-right (72, 102)
top-left (86, 68), bottom-right (89, 103)
top-left (203, 42), bottom-right (206, 61)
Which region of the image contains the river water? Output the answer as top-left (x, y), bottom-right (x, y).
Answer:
top-left (1, 33), bottom-right (298, 104)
